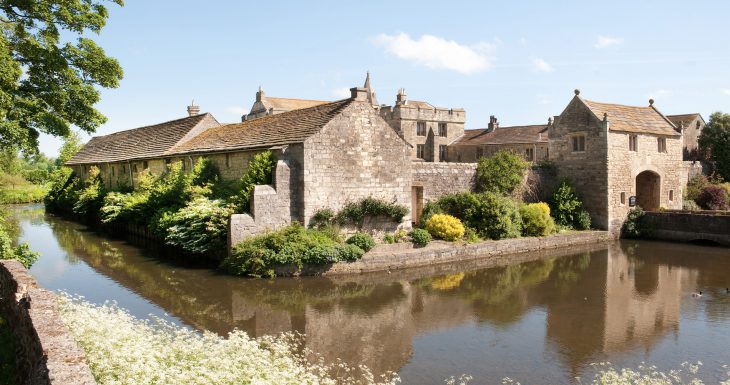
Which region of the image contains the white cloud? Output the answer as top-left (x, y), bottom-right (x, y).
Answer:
top-left (331, 87), bottom-right (351, 98)
top-left (533, 58), bottom-right (553, 73)
top-left (372, 33), bottom-right (495, 74)
top-left (647, 89), bottom-right (671, 99)
top-left (594, 36), bottom-right (624, 48)
top-left (722, 89), bottom-right (730, 96)
top-left (226, 106), bottom-right (248, 116)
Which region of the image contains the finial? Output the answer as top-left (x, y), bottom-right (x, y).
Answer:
top-left (191, 99), bottom-right (195, 106)
top-left (258, 85), bottom-right (263, 92)
top-left (603, 112), bottom-right (608, 121)
top-left (574, 89), bottom-right (581, 96)
top-left (548, 116), bottom-right (553, 125)
top-left (649, 98), bottom-right (654, 106)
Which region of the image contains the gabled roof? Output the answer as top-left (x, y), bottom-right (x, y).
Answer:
top-left (66, 113), bottom-right (219, 165)
top-left (666, 113), bottom-right (705, 128)
top-left (170, 99), bottom-right (353, 154)
top-left (401, 100), bottom-right (434, 109)
top-left (580, 98), bottom-right (679, 136)
top-left (263, 97), bottom-right (329, 111)
top-left (453, 125), bottom-right (549, 146)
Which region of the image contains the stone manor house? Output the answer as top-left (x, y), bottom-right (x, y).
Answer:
top-left (67, 73), bottom-right (702, 239)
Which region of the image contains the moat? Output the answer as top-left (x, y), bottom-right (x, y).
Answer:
top-left (7, 204), bottom-right (730, 384)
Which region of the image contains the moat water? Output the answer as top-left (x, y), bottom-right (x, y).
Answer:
top-left (6, 204), bottom-right (730, 384)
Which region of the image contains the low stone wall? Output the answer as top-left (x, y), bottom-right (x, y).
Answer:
top-left (275, 230), bottom-right (610, 276)
top-left (682, 160), bottom-right (705, 183)
top-left (644, 211), bottom-right (730, 246)
top-left (0, 260), bottom-right (96, 385)
top-left (411, 162), bottom-right (476, 201)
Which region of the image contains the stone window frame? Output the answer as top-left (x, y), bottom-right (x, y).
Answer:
top-left (620, 192), bottom-right (626, 206)
top-left (225, 153), bottom-right (231, 168)
top-left (133, 164), bottom-right (138, 173)
top-left (629, 134), bottom-right (638, 152)
top-left (571, 134), bottom-right (586, 153)
top-left (525, 148), bottom-right (535, 161)
top-left (438, 122), bottom-right (447, 137)
top-left (416, 121), bottom-right (427, 136)
top-left (657, 137), bottom-right (667, 153)
top-left (122, 165), bottom-right (126, 174)
top-left (143, 160), bottom-right (149, 169)
top-left (439, 145), bottom-right (448, 162)
top-left (416, 144), bottom-right (425, 159)
top-left (669, 189), bottom-right (674, 202)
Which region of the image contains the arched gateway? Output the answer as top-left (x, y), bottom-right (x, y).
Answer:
top-left (635, 170), bottom-right (661, 211)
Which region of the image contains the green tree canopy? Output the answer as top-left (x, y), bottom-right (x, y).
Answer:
top-left (0, 0), bottom-right (123, 153)
top-left (475, 150), bottom-right (529, 195)
top-left (698, 112), bottom-right (730, 181)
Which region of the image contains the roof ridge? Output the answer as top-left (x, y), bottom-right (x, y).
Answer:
top-left (89, 113), bottom-right (210, 140)
top-left (582, 98), bottom-right (654, 109)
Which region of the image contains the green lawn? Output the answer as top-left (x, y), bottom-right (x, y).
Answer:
top-left (0, 314), bottom-right (17, 385)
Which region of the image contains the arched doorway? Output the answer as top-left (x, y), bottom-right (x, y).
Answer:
top-left (636, 171), bottom-right (661, 211)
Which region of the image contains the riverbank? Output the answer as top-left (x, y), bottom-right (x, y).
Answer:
top-left (276, 230), bottom-right (612, 276)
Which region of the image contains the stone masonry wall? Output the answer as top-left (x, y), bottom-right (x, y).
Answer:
top-left (380, 104), bottom-right (465, 161)
top-left (448, 142), bottom-right (549, 163)
top-left (0, 260), bottom-right (96, 385)
top-left (302, 101), bottom-right (412, 227)
top-left (411, 162), bottom-right (477, 202)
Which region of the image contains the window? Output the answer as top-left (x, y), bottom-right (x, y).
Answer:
top-left (438, 123), bottom-right (447, 137)
top-left (416, 121), bottom-right (426, 136)
top-left (476, 147), bottom-right (484, 159)
top-left (416, 144), bottom-right (425, 159)
top-left (111, 166), bottom-right (115, 176)
top-left (143, 160), bottom-right (149, 169)
top-left (620, 192), bottom-right (626, 205)
top-left (657, 137), bottom-right (667, 153)
top-left (439, 145), bottom-right (448, 162)
top-left (525, 148), bottom-right (535, 161)
top-left (669, 190), bottom-right (674, 202)
top-left (225, 153), bottom-right (231, 168)
top-left (696, 121), bottom-right (701, 130)
top-left (629, 135), bottom-right (638, 152)
top-left (133, 164), bottom-right (138, 173)
top-left (572, 135), bottom-right (586, 152)
top-left (122, 165), bottom-right (126, 173)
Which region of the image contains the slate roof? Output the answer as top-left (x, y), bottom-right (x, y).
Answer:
top-left (170, 99), bottom-right (353, 154)
top-left (666, 113), bottom-right (704, 128)
top-left (67, 113), bottom-right (218, 165)
top-left (581, 99), bottom-right (679, 136)
top-left (453, 125), bottom-right (549, 146)
top-left (402, 100), bottom-right (434, 109)
top-left (264, 97), bottom-right (328, 111)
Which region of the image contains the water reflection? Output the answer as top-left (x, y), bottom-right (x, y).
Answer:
top-left (8, 205), bottom-right (730, 384)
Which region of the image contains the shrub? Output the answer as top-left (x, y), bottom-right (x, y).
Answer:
top-left (346, 233), bottom-right (375, 252)
top-left (622, 207), bottom-right (651, 238)
top-left (236, 150), bottom-right (276, 212)
top-left (464, 227), bottom-right (480, 243)
top-left (383, 234), bottom-right (395, 244)
top-left (309, 208), bottom-right (335, 229)
top-left (409, 228), bottom-right (431, 247)
top-left (434, 192), bottom-right (481, 224)
top-left (336, 197), bottom-right (408, 227)
top-left (424, 214), bottom-right (465, 241)
top-left (683, 199), bottom-right (701, 211)
top-left (156, 198), bottom-right (233, 255)
top-left (470, 192), bottom-right (523, 240)
top-left (418, 200), bottom-right (444, 227)
top-left (519, 203), bottom-right (556, 237)
top-left (685, 174), bottom-right (710, 202)
top-left (549, 179), bottom-right (588, 229)
top-left (575, 209), bottom-right (592, 230)
top-left (476, 150), bottom-right (529, 195)
top-left (72, 166), bottom-right (106, 219)
top-left (0, 215), bottom-right (38, 268)
top-left (696, 185), bottom-right (729, 210)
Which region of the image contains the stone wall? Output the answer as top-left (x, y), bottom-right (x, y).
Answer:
top-left (448, 142), bottom-right (549, 163)
top-left (228, 159), bottom-right (294, 249)
top-left (410, 162), bottom-right (477, 202)
top-left (682, 161), bottom-right (705, 184)
top-left (643, 211), bottom-right (730, 246)
top-left (0, 260), bottom-right (96, 385)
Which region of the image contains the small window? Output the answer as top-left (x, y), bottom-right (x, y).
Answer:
top-left (122, 165), bottom-right (126, 173)
top-left (438, 123), bottom-right (447, 137)
top-left (572, 135), bottom-right (586, 152)
top-left (525, 148), bottom-right (535, 162)
top-left (657, 137), bottom-right (667, 153)
top-left (133, 164), bottom-right (138, 173)
top-left (476, 147), bottom-right (484, 159)
top-left (629, 135), bottom-right (638, 152)
top-left (439, 145), bottom-right (448, 162)
top-left (696, 121), bottom-right (701, 130)
top-left (620, 192), bottom-right (626, 205)
top-left (416, 144), bottom-right (425, 159)
top-left (669, 190), bottom-right (674, 202)
top-left (143, 160), bottom-right (149, 169)
top-left (165, 158), bottom-right (171, 167)
top-left (225, 153), bottom-right (231, 168)
top-left (416, 121), bottom-right (426, 136)
top-left (111, 166), bottom-right (115, 176)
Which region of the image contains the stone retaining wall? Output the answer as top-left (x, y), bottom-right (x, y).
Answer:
top-left (644, 211), bottom-right (730, 246)
top-left (0, 260), bottom-right (96, 385)
top-left (275, 230), bottom-right (610, 276)
top-left (410, 162), bottom-right (476, 202)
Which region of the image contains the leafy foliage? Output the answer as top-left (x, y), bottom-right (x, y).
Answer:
top-left (72, 166), bottom-right (106, 219)
top-left (476, 150), bottom-right (528, 195)
top-left (622, 207), bottom-right (650, 238)
top-left (156, 198), bottom-right (233, 255)
top-left (683, 199), bottom-right (701, 211)
top-left (222, 223), bottom-right (364, 278)
top-left (685, 174), bottom-right (710, 203)
top-left (345, 232), bottom-right (375, 252)
top-left (425, 214), bottom-right (465, 241)
top-left (409, 228), bottom-right (431, 247)
top-left (236, 151), bottom-right (276, 212)
top-left (0, 212), bottom-right (38, 268)
top-left (0, 1), bottom-right (124, 153)
top-left (698, 111), bottom-right (730, 181)
top-left (696, 185), bottom-right (729, 210)
top-left (336, 197), bottom-right (408, 227)
top-left (469, 192), bottom-right (523, 240)
top-left (549, 179), bottom-right (590, 229)
top-left (519, 203), bottom-right (556, 237)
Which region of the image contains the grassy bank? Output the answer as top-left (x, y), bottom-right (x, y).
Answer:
top-left (0, 184), bottom-right (48, 204)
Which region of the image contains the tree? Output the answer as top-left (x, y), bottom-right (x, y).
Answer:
top-left (0, 0), bottom-right (123, 154)
top-left (476, 150), bottom-right (528, 195)
top-left (698, 112), bottom-right (730, 181)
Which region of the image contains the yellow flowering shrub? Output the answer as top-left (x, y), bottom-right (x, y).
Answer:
top-left (519, 202), bottom-right (556, 237)
top-left (424, 214), bottom-right (465, 241)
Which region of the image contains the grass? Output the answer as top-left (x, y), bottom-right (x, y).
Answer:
top-left (0, 184), bottom-right (48, 204)
top-left (0, 314), bottom-right (17, 385)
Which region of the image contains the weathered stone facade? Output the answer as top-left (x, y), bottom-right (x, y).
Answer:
top-left (667, 113), bottom-right (705, 160)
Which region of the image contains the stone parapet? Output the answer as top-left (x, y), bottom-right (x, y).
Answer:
top-left (0, 260), bottom-right (96, 385)
top-left (643, 211), bottom-right (730, 246)
top-left (411, 162), bottom-right (477, 201)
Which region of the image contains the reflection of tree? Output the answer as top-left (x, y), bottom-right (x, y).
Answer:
top-left (553, 253), bottom-right (591, 293)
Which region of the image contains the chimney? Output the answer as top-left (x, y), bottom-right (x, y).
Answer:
top-left (256, 86), bottom-right (264, 102)
top-left (487, 115), bottom-right (499, 131)
top-left (187, 100), bottom-right (200, 116)
top-left (350, 87), bottom-right (368, 102)
top-left (396, 88), bottom-right (407, 105)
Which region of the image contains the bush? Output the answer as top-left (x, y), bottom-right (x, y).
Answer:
top-left (685, 174), bottom-right (710, 202)
top-left (221, 223), bottom-right (364, 277)
top-left (336, 197), bottom-right (408, 227)
top-left (549, 179), bottom-right (588, 229)
top-left (0, 215), bottom-right (38, 268)
top-left (383, 234), bottom-right (395, 244)
top-left (72, 166), bottom-right (106, 219)
top-left (476, 150), bottom-right (529, 195)
top-left (696, 185), bottom-right (729, 210)
top-left (683, 199), bottom-right (701, 211)
top-left (464, 227), bottom-right (480, 243)
top-left (575, 209), bottom-right (592, 230)
top-left (309, 208), bottom-right (335, 229)
top-left (519, 203), bottom-right (555, 237)
top-left (346, 232), bottom-right (375, 252)
top-left (470, 192), bottom-right (523, 240)
top-left (156, 198), bottom-right (233, 255)
top-left (622, 207), bottom-right (651, 238)
top-left (424, 214), bottom-right (465, 241)
top-left (409, 228), bottom-right (432, 247)
top-left (236, 151), bottom-right (276, 212)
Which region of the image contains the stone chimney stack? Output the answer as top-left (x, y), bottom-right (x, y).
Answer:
top-left (187, 100), bottom-right (200, 116)
top-left (350, 87), bottom-right (368, 101)
top-left (487, 115), bottom-right (499, 131)
top-left (256, 86), bottom-right (265, 102)
top-left (396, 88), bottom-right (407, 105)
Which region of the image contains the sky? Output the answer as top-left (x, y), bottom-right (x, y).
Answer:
top-left (38, 0), bottom-right (730, 156)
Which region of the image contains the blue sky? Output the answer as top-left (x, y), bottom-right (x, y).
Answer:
top-left (39, 0), bottom-right (730, 156)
